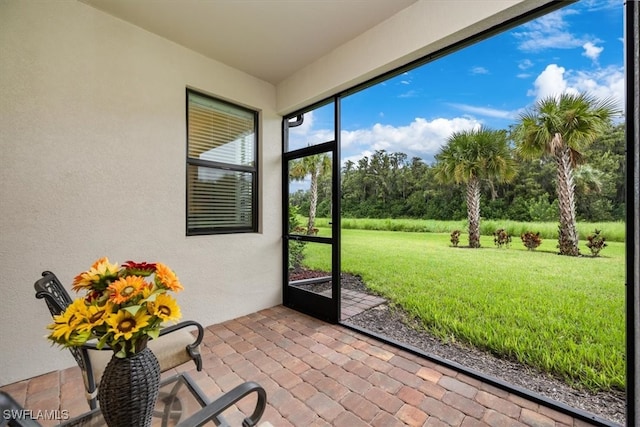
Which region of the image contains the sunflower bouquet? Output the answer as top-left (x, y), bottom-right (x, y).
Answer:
top-left (47, 257), bottom-right (183, 358)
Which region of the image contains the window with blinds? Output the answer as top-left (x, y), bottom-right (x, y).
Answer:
top-left (186, 90), bottom-right (258, 234)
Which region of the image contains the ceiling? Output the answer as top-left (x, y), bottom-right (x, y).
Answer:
top-left (81, 0), bottom-right (418, 85)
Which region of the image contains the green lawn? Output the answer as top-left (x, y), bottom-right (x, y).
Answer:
top-left (301, 228), bottom-right (626, 391)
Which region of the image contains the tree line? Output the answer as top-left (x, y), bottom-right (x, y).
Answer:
top-left (290, 93), bottom-right (624, 255)
top-left (297, 122), bottom-right (623, 223)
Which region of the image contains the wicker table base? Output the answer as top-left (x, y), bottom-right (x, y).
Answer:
top-left (61, 373), bottom-right (209, 427)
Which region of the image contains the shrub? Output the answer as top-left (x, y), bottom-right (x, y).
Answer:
top-left (586, 229), bottom-right (607, 257)
top-left (521, 231), bottom-right (542, 251)
top-left (493, 229), bottom-right (511, 248)
top-left (288, 205), bottom-right (307, 269)
top-left (450, 230), bottom-right (461, 247)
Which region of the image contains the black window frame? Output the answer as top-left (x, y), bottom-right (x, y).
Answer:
top-left (186, 88), bottom-right (259, 235)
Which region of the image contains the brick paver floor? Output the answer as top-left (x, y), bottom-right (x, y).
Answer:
top-left (1, 306), bottom-right (610, 426)
top-left (321, 288), bottom-right (386, 320)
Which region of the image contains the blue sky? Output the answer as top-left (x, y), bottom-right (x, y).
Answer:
top-left (289, 0), bottom-right (624, 166)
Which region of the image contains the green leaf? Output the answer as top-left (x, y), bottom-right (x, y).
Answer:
top-left (147, 328), bottom-right (160, 340)
top-left (123, 305), bottom-right (142, 315)
top-left (97, 334), bottom-right (110, 349)
top-left (145, 292), bottom-right (159, 302)
top-left (141, 289), bottom-right (166, 305)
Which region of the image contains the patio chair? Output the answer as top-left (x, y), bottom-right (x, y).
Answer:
top-left (34, 271), bottom-right (204, 410)
top-left (0, 383), bottom-right (267, 427)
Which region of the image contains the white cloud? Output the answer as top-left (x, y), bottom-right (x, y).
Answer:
top-left (570, 66), bottom-right (624, 108)
top-left (527, 64), bottom-right (573, 99)
top-left (340, 117), bottom-right (481, 163)
top-left (287, 111), bottom-right (334, 150)
top-left (399, 72), bottom-right (412, 85)
top-left (527, 63), bottom-right (624, 111)
top-left (448, 104), bottom-right (519, 120)
top-left (470, 66), bottom-right (489, 75)
top-left (287, 111), bottom-right (482, 164)
top-left (512, 8), bottom-right (587, 52)
top-left (582, 41), bottom-right (604, 62)
top-left (518, 59), bottom-right (534, 70)
top-left (580, 0), bottom-right (619, 12)
top-left (398, 90), bottom-right (418, 98)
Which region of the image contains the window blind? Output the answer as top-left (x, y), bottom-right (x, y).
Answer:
top-left (186, 90), bottom-right (257, 234)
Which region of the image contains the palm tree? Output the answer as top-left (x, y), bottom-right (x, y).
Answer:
top-left (290, 154), bottom-right (332, 234)
top-left (434, 127), bottom-right (517, 248)
top-left (515, 92), bottom-right (618, 256)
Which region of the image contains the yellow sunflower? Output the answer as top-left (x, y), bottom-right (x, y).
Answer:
top-left (72, 257), bottom-right (119, 291)
top-left (76, 301), bottom-right (114, 332)
top-left (105, 309), bottom-right (151, 341)
top-left (107, 276), bottom-right (146, 304)
top-left (155, 263), bottom-right (184, 292)
top-left (148, 293), bottom-right (182, 322)
top-left (47, 299), bottom-right (90, 342)
top-left (139, 282), bottom-right (155, 299)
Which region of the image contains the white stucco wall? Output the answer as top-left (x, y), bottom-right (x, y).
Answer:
top-left (0, 1), bottom-right (281, 385)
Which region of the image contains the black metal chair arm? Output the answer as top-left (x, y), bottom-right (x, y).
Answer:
top-left (0, 391), bottom-right (43, 427)
top-left (159, 320), bottom-right (204, 343)
top-left (34, 292), bottom-right (66, 316)
top-left (175, 381), bottom-right (267, 427)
